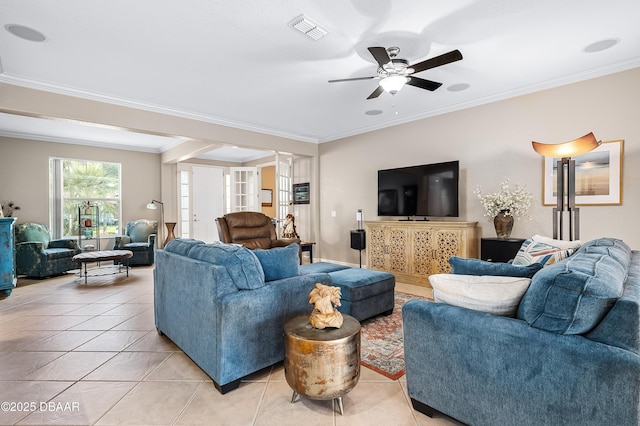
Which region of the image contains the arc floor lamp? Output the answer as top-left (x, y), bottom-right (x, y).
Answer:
top-left (146, 199), bottom-right (165, 248)
top-left (532, 132), bottom-right (601, 241)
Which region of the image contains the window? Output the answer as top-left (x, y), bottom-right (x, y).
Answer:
top-left (50, 158), bottom-right (121, 239)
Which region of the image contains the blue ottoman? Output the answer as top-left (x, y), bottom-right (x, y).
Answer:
top-left (328, 268), bottom-right (395, 321)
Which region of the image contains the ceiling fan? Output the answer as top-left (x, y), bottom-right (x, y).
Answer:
top-left (329, 46), bottom-right (463, 99)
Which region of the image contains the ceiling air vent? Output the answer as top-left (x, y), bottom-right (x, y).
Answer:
top-left (289, 15), bottom-right (327, 40)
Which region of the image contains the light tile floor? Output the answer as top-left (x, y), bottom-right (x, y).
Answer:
top-left (0, 265), bottom-right (461, 426)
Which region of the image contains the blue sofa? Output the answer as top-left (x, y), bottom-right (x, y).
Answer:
top-left (403, 238), bottom-right (640, 425)
top-left (154, 239), bottom-right (394, 394)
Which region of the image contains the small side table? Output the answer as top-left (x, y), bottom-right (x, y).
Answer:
top-left (481, 238), bottom-right (525, 263)
top-left (284, 314), bottom-right (360, 415)
top-left (300, 241), bottom-right (315, 264)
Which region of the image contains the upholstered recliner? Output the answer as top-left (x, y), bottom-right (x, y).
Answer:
top-left (113, 219), bottom-right (157, 266)
top-left (215, 212), bottom-right (300, 249)
top-left (15, 223), bottom-right (81, 278)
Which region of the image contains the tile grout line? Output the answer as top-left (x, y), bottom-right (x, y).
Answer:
top-left (252, 366), bottom-right (274, 426)
top-left (170, 379), bottom-right (207, 426)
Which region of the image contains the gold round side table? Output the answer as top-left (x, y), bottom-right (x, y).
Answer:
top-left (283, 313), bottom-right (361, 415)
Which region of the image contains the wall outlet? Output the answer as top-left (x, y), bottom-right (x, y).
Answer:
top-left (331, 211), bottom-right (337, 217)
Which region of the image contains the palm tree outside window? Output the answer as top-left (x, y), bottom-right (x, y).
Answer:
top-left (49, 158), bottom-right (122, 239)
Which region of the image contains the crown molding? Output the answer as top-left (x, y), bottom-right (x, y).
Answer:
top-left (2, 57), bottom-right (639, 146)
top-left (0, 73), bottom-right (321, 144)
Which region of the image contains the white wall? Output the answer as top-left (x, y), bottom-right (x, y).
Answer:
top-left (2, 68), bottom-right (638, 263)
top-left (318, 68), bottom-right (640, 264)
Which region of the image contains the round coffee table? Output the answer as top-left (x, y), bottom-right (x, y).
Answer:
top-left (283, 313), bottom-right (361, 415)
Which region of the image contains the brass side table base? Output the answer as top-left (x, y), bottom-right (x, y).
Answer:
top-left (284, 314), bottom-right (361, 415)
top-left (290, 391), bottom-right (345, 415)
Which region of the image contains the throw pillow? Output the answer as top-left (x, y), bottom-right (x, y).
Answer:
top-left (253, 243), bottom-right (300, 282)
top-left (429, 273), bottom-right (532, 317)
top-left (531, 234), bottom-right (583, 250)
top-left (449, 256), bottom-right (542, 278)
top-left (511, 238), bottom-right (575, 267)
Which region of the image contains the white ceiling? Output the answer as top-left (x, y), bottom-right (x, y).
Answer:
top-left (1, 0), bottom-right (639, 162)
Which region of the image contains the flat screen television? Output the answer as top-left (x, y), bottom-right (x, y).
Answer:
top-left (377, 160), bottom-right (459, 218)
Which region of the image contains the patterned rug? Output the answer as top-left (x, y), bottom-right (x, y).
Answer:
top-left (360, 291), bottom-right (429, 380)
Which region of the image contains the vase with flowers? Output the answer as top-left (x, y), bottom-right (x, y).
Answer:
top-left (474, 179), bottom-right (532, 239)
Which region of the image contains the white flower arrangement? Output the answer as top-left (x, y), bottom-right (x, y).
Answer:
top-left (474, 178), bottom-right (532, 220)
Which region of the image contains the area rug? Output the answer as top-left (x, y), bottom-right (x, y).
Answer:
top-left (360, 291), bottom-right (429, 380)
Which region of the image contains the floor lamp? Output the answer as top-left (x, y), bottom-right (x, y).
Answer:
top-left (146, 199), bottom-right (165, 248)
top-left (532, 132), bottom-right (601, 241)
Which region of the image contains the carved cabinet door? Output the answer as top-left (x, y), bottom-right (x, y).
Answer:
top-left (411, 228), bottom-right (436, 278)
top-left (367, 225), bottom-right (387, 271)
top-left (366, 224), bottom-right (409, 274)
top-left (386, 226), bottom-right (409, 274)
top-left (433, 229), bottom-right (463, 274)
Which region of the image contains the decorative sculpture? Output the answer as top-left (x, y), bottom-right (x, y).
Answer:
top-left (282, 213), bottom-right (300, 239)
top-left (309, 283), bottom-right (343, 329)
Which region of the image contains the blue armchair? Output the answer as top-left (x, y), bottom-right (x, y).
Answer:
top-left (114, 219), bottom-right (157, 266)
top-left (15, 223), bottom-right (81, 278)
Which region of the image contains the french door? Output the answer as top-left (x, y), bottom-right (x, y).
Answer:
top-left (229, 167), bottom-right (259, 212)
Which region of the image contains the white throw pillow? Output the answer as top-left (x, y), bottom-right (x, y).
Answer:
top-left (429, 274), bottom-right (532, 317)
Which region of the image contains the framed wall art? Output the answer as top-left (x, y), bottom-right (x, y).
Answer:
top-left (542, 139), bottom-right (623, 206)
top-left (293, 182), bottom-right (310, 204)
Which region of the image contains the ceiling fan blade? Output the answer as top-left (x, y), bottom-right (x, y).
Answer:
top-left (410, 49), bottom-right (463, 74)
top-left (407, 76), bottom-right (443, 91)
top-left (368, 47), bottom-right (391, 68)
top-left (328, 76), bottom-right (377, 83)
top-left (367, 85), bottom-right (384, 99)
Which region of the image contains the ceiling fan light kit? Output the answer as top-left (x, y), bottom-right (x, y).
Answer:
top-left (329, 46), bottom-right (463, 99)
top-left (379, 75), bottom-right (409, 95)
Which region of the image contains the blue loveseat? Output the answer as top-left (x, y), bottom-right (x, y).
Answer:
top-left (155, 239), bottom-right (335, 393)
top-left (403, 238), bottom-right (640, 425)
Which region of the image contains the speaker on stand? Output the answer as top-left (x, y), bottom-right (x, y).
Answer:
top-left (350, 209), bottom-right (366, 268)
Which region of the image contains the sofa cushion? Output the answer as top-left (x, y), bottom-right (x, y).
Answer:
top-left (127, 220), bottom-right (157, 243)
top-left (253, 244), bottom-right (300, 282)
top-left (123, 242), bottom-right (153, 250)
top-left (188, 243), bottom-right (265, 290)
top-left (328, 268), bottom-right (395, 302)
top-left (430, 273), bottom-right (532, 317)
top-left (517, 238), bottom-right (630, 334)
top-left (163, 238), bottom-right (205, 257)
top-left (299, 262), bottom-right (351, 275)
top-left (42, 248), bottom-right (75, 259)
top-left (449, 256), bottom-right (542, 278)
top-left (511, 237), bottom-right (576, 267)
top-left (16, 223), bottom-right (51, 247)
